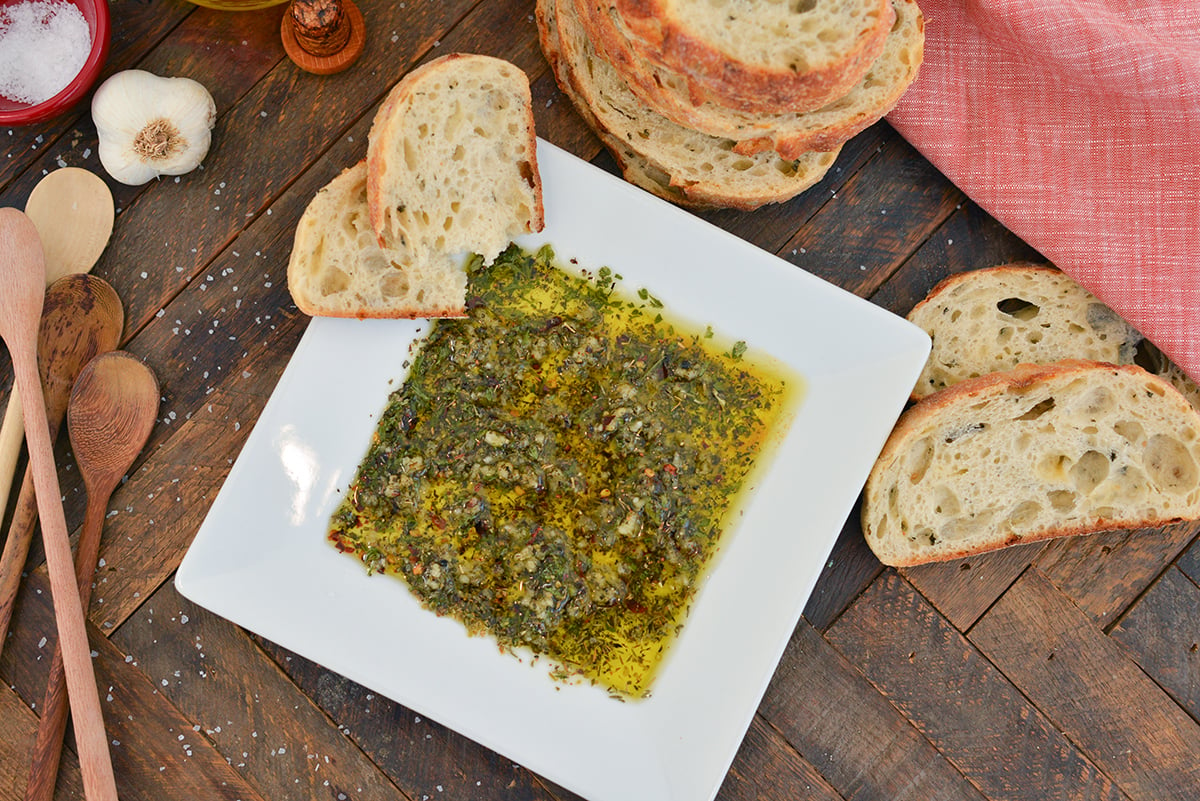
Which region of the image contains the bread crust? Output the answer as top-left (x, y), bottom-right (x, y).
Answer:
top-left (540, 0), bottom-right (841, 210)
top-left (579, 0), bottom-right (922, 159)
top-left (902, 264), bottom-right (1200, 403)
top-left (863, 360), bottom-right (1200, 567)
top-left (610, 0), bottom-right (896, 113)
top-left (366, 53), bottom-right (544, 263)
top-left (287, 162), bottom-right (469, 319)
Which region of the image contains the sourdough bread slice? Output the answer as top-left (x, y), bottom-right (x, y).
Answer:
top-left (610, 0), bottom-right (895, 114)
top-left (906, 264), bottom-right (1200, 407)
top-left (908, 265), bottom-right (1141, 398)
top-left (576, 0), bottom-right (921, 158)
top-left (539, 0), bottom-right (841, 210)
top-left (367, 53), bottom-right (544, 266)
top-left (863, 360), bottom-right (1200, 567)
top-left (287, 162), bottom-right (467, 318)
top-left (580, 0), bottom-right (923, 159)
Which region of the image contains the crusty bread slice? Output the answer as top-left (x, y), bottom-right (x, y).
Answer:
top-left (580, 0), bottom-right (923, 159)
top-left (908, 265), bottom-right (1142, 398)
top-left (863, 360), bottom-right (1200, 567)
top-left (287, 162), bottom-right (467, 318)
top-left (367, 53), bottom-right (544, 266)
top-left (906, 264), bottom-right (1200, 407)
top-left (611, 0), bottom-right (895, 113)
top-left (539, 0), bottom-right (841, 210)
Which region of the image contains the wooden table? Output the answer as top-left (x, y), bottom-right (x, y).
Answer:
top-left (2, 2), bottom-right (1199, 799)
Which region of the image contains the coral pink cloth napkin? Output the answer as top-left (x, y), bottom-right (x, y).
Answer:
top-left (886, 0), bottom-right (1200, 383)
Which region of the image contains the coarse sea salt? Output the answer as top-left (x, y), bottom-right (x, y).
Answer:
top-left (0, 0), bottom-right (91, 105)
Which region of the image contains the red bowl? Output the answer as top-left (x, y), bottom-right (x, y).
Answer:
top-left (0, 0), bottom-right (111, 125)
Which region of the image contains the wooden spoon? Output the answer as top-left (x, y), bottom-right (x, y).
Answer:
top-left (25, 352), bottom-right (158, 801)
top-left (0, 274), bottom-right (124, 655)
top-left (0, 208), bottom-right (119, 801)
top-left (0, 168), bottom-right (114, 525)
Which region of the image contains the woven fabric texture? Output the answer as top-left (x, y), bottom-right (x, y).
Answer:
top-left (887, 0), bottom-right (1200, 382)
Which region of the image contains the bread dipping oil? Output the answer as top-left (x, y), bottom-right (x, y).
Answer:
top-left (329, 244), bottom-right (799, 697)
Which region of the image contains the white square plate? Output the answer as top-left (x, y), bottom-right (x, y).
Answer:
top-left (176, 140), bottom-right (930, 801)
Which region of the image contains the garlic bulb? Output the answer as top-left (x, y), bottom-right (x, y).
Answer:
top-left (91, 70), bottom-right (217, 186)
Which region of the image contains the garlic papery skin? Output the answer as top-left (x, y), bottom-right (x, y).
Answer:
top-left (92, 69), bottom-right (217, 186)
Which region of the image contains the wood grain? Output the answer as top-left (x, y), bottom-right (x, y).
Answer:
top-left (250, 635), bottom-right (567, 801)
top-left (970, 568), bottom-right (1200, 801)
top-left (828, 571), bottom-right (1130, 801)
top-left (1034, 522), bottom-right (1200, 627)
top-left (758, 621), bottom-right (987, 801)
top-left (111, 579), bottom-right (416, 801)
top-left (718, 717), bottom-right (844, 801)
top-left (0, 571), bottom-right (269, 801)
top-left (1109, 567), bottom-right (1200, 721)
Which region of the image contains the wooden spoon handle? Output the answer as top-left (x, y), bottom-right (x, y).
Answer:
top-left (25, 496), bottom-right (108, 801)
top-left (10, 352), bottom-right (118, 801)
top-left (0, 393), bottom-right (24, 523)
top-left (0, 464), bottom-right (37, 656)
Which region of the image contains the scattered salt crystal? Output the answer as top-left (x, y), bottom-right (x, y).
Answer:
top-left (0, 1), bottom-right (92, 104)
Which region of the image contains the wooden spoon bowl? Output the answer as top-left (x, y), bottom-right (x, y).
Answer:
top-left (25, 167), bottom-right (115, 285)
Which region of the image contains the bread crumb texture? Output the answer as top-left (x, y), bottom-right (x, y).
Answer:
top-left (863, 361), bottom-right (1200, 566)
top-left (368, 54), bottom-right (542, 266)
top-left (286, 162), bottom-right (466, 318)
top-left (908, 266), bottom-right (1143, 397)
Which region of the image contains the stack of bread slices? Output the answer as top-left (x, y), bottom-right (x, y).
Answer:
top-left (287, 53), bottom-right (544, 319)
top-left (536, 0), bottom-right (925, 210)
top-left (863, 264), bottom-right (1200, 568)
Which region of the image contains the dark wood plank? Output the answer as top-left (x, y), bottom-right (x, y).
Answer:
top-left (757, 620), bottom-right (987, 801)
top-left (696, 122), bottom-right (894, 256)
top-left (717, 717), bottom-right (845, 801)
top-left (0, 684), bottom-right (85, 801)
top-left (91, 0), bottom-right (482, 339)
top-left (1033, 521), bottom-right (1200, 627)
top-left (0, 572), bottom-right (268, 801)
top-left (1110, 567), bottom-right (1200, 722)
top-left (970, 568), bottom-right (1200, 801)
top-left (782, 131), bottom-right (965, 296)
top-left (867, 198), bottom-right (1045, 317)
top-left (250, 635), bottom-right (568, 801)
top-left (1177, 534), bottom-right (1200, 585)
top-left (828, 571), bottom-right (1130, 801)
top-left (111, 578), bottom-right (418, 801)
top-left (901, 543), bottom-right (1041, 632)
top-left (801, 499), bottom-right (883, 631)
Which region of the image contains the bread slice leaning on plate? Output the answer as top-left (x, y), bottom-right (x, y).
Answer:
top-left (862, 360), bottom-right (1200, 567)
top-left (287, 162), bottom-right (468, 318)
top-left (905, 264), bottom-right (1200, 408)
top-left (367, 53), bottom-right (544, 266)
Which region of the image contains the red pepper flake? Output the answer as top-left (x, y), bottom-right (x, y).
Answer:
top-left (431, 513), bottom-right (447, 530)
top-left (663, 464), bottom-right (677, 475)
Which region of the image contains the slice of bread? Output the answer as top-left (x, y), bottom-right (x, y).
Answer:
top-left (367, 53), bottom-right (544, 266)
top-left (580, 0), bottom-right (923, 159)
top-left (610, 0), bottom-right (896, 114)
top-left (539, 0), bottom-right (841, 210)
top-left (862, 360), bottom-right (1200, 567)
top-left (906, 264), bottom-right (1200, 407)
top-left (908, 265), bottom-right (1142, 398)
top-left (287, 162), bottom-right (467, 318)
